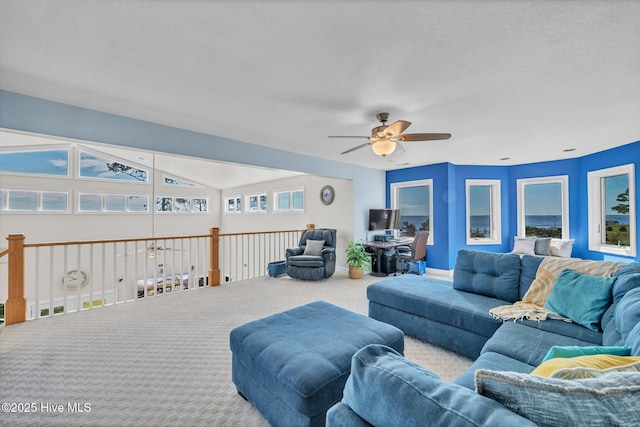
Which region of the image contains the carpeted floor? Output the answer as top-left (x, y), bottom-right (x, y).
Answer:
top-left (0, 272), bottom-right (472, 426)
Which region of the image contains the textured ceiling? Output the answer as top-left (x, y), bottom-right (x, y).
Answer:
top-left (1, 1), bottom-right (639, 186)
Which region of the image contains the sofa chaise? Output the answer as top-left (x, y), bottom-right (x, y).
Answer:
top-left (327, 249), bottom-right (640, 426)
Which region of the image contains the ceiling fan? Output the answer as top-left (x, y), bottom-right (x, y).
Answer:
top-left (117, 243), bottom-right (184, 258)
top-left (328, 113), bottom-right (451, 157)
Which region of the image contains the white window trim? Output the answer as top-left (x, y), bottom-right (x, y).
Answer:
top-left (0, 145), bottom-right (72, 179)
top-left (517, 175), bottom-right (569, 239)
top-left (588, 164), bottom-right (636, 257)
top-left (1, 189), bottom-right (70, 213)
top-left (77, 147), bottom-right (150, 184)
top-left (390, 179), bottom-right (434, 245)
top-left (466, 179), bottom-right (501, 245)
top-left (224, 196), bottom-right (242, 214)
top-left (77, 192), bottom-right (150, 213)
top-left (273, 188), bottom-right (305, 213)
top-left (245, 193), bottom-right (267, 214)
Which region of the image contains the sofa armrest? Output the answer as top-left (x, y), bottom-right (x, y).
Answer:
top-left (342, 344), bottom-right (537, 427)
top-left (285, 247), bottom-right (304, 259)
top-left (326, 402), bottom-right (372, 427)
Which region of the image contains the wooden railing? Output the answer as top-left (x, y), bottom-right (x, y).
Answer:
top-left (1, 228), bottom-right (303, 326)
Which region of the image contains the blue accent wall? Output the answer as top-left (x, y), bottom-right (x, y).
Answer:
top-left (387, 142), bottom-right (640, 270)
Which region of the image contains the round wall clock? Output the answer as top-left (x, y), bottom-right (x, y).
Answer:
top-left (62, 269), bottom-right (89, 290)
top-left (320, 185), bottom-right (335, 205)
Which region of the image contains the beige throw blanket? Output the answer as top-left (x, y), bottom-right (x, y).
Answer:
top-left (489, 257), bottom-right (625, 323)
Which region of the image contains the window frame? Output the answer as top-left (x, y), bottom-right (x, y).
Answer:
top-left (587, 164), bottom-right (636, 257)
top-left (77, 148), bottom-right (150, 184)
top-left (78, 192), bottom-right (150, 213)
top-left (465, 179), bottom-right (502, 245)
top-left (224, 196), bottom-right (242, 214)
top-left (0, 145), bottom-right (71, 178)
top-left (273, 188), bottom-right (305, 213)
top-left (245, 193), bottom-right (267, 213)
top-left (390, 179), bottom-right (433, 244)
top-left (516, 175), bottom-right (569, 239)
top-left (1, 189), bottom-right (70, 213)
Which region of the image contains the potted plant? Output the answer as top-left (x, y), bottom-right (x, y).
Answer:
top-left (345, 241), bottom-right (371, 279)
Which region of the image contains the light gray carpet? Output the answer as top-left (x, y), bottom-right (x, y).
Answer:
top-left (0, 272), bottom-right (472, 427)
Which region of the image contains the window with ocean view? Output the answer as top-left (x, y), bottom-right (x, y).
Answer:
top-left (588, 164), bottom-right (636, 257)
top-left (517, 176), bottom-right (568, 239)
top-left (466, 179), bottom-right (501, 244)
top-left (391, 179), bottom-right (433, 243)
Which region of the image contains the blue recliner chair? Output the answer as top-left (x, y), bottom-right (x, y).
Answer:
top-left (286, 228), bottom-right (337, 280)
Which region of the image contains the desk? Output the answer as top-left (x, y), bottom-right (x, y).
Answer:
top-left (362, 239), bottom-right (413, 277)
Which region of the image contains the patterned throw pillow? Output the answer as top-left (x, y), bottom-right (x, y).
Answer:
top-left (475, 369), bottom-right (640, 427)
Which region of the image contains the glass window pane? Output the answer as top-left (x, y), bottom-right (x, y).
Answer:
top-left (278, 193), bottom-right (290, 211)
top-left (128, 195), bottom-right (148, 212)
top-left (105, 195), bottom-right (126, 212)
top-left (192, 198), bottom-right (207, 212)
top-left (603, 174), bottom-right (630, 246)
top-left (293, 191), bottom-right (304, 210)
top-left (0, 149), bottom-right (69, 176)
top-left (524, 182), bottom-right (562, 238)
top-left (42, 192), bottom-right (68, 211)
top-left (79, 194), bottom-right (101, 212)
top-left (156, 197), bottom-right (173, 212)
top-left (8, 190), bottom-right (37, 210)
top-left (80, 151), bottom-right (148, 182)
top-left (469, 185), bottom-right (491, 238)
top-left (235, 197), bottom-right (241, 212)
top-left (248, 195), bottom-right (258, 212)
top-left (398, 185), bottom-right (429, 237)
top-left (260, 195), bottom-right (267, 211)
top-left (174, 198), bottom-right (189, 212)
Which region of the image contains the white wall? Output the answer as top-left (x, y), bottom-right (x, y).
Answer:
top-left (221, 175), bottom-right (354, 267)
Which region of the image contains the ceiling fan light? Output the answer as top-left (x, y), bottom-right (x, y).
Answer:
top-left (371, 138), bottom-right (397, 157)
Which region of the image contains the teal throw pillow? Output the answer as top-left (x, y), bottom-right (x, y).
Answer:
top-left (541, 345), bottom-right (632, 362)
top-left (544, 269), bottom-right (615, 332)
top-left (475, 369), bottom-right (640, 427)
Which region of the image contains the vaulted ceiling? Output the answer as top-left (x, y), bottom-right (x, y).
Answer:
top-left (1, 1), bottom-right (639, 185)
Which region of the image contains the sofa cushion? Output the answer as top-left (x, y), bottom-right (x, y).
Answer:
top-left (475, 369), bottom-right (640, 427)
top-left (543, 269), bottom-right (615, 332)
top-left (368, 276), bottom-right (504, 339)
top-left (625, 322), bottom-right (640, 356)
top-left (453, 250), bottom-right (522, 302)
top-left (482, 322), bottom-right (602, 366)
top-left (342, 344), bottom-right (536, 427)
top-left (518, 254), bottom-right (545, 299)
top-left (454, 351), bottom-right (535, 390)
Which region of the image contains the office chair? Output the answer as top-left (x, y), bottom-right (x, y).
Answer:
top-left (395, 231), bottom-right (429, 275)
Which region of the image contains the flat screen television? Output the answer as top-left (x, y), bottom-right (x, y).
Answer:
top-left (368, 209), bottom-right (400, 231)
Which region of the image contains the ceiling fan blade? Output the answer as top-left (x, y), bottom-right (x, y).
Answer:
top-left (383, 120), bottom-right (411, 137)
top-left (399, 133), bottom-right (451, 142)
top-left (341, 142), bottom-right (371, 155)
top-left (328, 135), bottom-right (370, 139)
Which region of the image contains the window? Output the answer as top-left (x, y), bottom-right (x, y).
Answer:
top-left (156, 197), bottom-right (174, 212)
top-left (1, 190), bottom-right (68, 212)
top-left (588, 164), bottom-right (636, 257)
top-left (163, 175), bottom-right (200, 187)
top-left (79, 193), bottom-right (149, 213)
top-left (517, 176), bottom-right (568, 239)
top-left (274, 189), bottom-right (304, 212)
top-left (191, 198), bottom-right (208, 213)
top-left (79, 150), bottom-right (148, 182)
top-left (225, 196), bottom-right (242, 214)
top-left (391, 179), bottom-right (433, 242)
top-left (0, 148), bottom-right (69, 177)
top-left (246, 193), bottom-right (267, 213)
top-left (466, 180), bottom-right (501, 244)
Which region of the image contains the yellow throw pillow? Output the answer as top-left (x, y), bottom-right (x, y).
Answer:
top-left (532, 354), bottom-right (640, 377)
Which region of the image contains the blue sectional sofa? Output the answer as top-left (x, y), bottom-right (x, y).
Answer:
top-left (327, 250), bottom-right (640, 426)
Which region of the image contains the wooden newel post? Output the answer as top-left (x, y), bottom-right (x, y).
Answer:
top-left (6, 234), bottom-right (27, 325)
top-left (209, 227), bottom-right (221, 286)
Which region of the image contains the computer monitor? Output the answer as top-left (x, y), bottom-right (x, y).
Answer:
top-left (368, 209), bottom-right (400, 231)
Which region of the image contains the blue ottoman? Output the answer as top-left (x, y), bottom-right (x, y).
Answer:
top-left (230, 301), bottom-right (404, 427)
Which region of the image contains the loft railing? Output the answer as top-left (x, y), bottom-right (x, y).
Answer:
top-left (1, 228), bottom-right (304, 325)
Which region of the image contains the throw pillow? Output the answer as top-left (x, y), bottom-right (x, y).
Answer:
top-left (550, 360), bottom-right (640, 380)
top-left (475, 369), bottom-right (640, 427)
top-left (531, 354), bottom-right (640, 377)
top-left (550, 238), bottom-right (574, 257)
top-left (541, 345), bottom-right (631, 362)
top-left (534, 237), bottom-right (552, 256)
top-left (342, 345), bottom-right (537, 427)
top-left (544, 269), bottom-right (615, 331)
top-left (303, 239), bottom-right (325, 256)
top-left (512, 237), bottom-right (536, 255)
